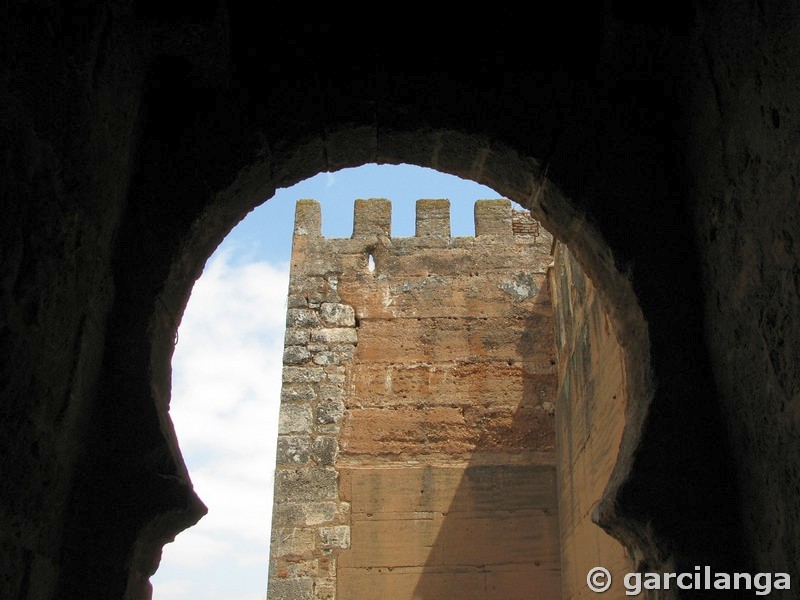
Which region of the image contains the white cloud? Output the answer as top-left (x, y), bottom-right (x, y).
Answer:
top-left (160, 531), bottom-right (234, 567)
top-left (151, 250), bottom-right (288, 599)
top-left (152, 579), bottom-right (192, 600)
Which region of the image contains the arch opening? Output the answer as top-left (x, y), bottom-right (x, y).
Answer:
top-left (147, 152), bottom-right (645, 599)
top-left (108, 128), bottom-right (664, 599)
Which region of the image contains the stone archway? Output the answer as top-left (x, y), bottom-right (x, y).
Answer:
top-left (54, 101), bottom-right (743, 597)
top-left (136, 128), bottom-right (653, 597)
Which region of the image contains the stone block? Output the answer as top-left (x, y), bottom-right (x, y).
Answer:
top-left (287, 308), bottom-right (320, 328)
top-left (285, 328), bottom-right (310, 345)
top-left (320, 302), bottom-right (355, 326)
top-left (287, 294), bottom-right (308, 308)
top-left (293, 199), bottom-right (321, 237)
top-left (281, 384), bottom-right (316, 402)
top-left (499, 273), bottom-right (540, 301)
top-left (277, 435), bottom-right (311, 465)
top-left (267, 577), bottom-right (313, 600)
top-left (279, 404), bottom-right (313, 434)
top-left (325, 373), bottom-right (345, 384)
top-left (275, 468), bottom-right (339, 502)
top-left (416, 198), bottom-right (451, 237)
top-left (474, 199), bottom-right (512, 237)
top-left (270, 527), bottom-right (315, 557)
top-left (312, 436), bottom-right (338, 466)
top-left (319, 525), bottom-right (350, 550)
top-left (316, 400), bottom-right (345, 425)
top-left (336, 502), bottom-right (350, 522)
top-left (329, 343), bottom-right (355, 354)
top-left (316, 424), bottom-right (341, 435)
top-left (284, 346), bottom-right (311, 365)
top-left (311, 328), bottom-right (358, 344)
top-left (312, 351), bottom-right (339, 366)
top-left (317, 384), bottom-right (344, 402)
top-left (273, 502), bottom-right (339, 527)
top-left (283, 366), bottom-right (324, 383)
top-left (313, 578), bottom-right (336, 600)
top-left (305, 502), bottom-right (339, 526)
top-left (308, 291), bottom-right (325, 305)
top-left (353, 198), bottom-right (391, 237)
top-left (272, 502), bottom-right (305, 527)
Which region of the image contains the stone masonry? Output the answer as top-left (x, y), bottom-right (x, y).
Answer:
top-left (268, 198), bottom-right (560, 599)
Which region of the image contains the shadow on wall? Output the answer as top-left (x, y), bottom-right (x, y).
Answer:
top-left (335, 259), bottom-right (563, 599)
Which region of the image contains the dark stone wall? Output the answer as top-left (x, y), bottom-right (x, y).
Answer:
top-left (687, 2), bottom-right (800, 582)
top-left (1, 2), bottom-right (798, 598)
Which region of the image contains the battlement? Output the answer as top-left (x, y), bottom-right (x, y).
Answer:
top-left (293, 198), bottom-right (542, 241)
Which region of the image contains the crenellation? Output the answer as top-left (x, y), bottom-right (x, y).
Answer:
top-left (512, 208), bottom-right (540, 236)
top-left (352, 198), bottom-right (391, 238)
top-left (415, 198), bottom-right (451, 237)
top-left (474, 198), bottom-right (512, 236)
top-left (294, 199), bottom-right (323, 237)
top-left (293, 197), bottom-right (547, 246)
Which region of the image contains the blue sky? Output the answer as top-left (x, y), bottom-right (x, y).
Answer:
top-left (150, 164), bottom-right (509, 599)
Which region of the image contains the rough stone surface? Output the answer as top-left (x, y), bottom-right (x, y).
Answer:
top-left (283, 367), bottom-right (325, 384)
top-left (312, 437), bottom-right (338, 467)
top-left (274, 469), bottom-right (339, 503)
top-left (281, 385), bottom-right (317, 402)
top-left (316, 401), bottom-right (345, 425)
top-left (284, 346), bottom-right (312, 365)
top-left (265, 578), bottom-right (313, 600)
top-left (287, 309), bottom-right (321, 329)
top-left (319, 303), bottom-right (356, 327)
top-left (285, 328), bottom-right (311, 345)
top-left (277, 436), bottom-right (311, 466)
top-left (310, 328), bottom-right (358, 345)
top-left (319, 526), bottom-right (351, 551)
top-left (279, 405), bottom-right (314, 435)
